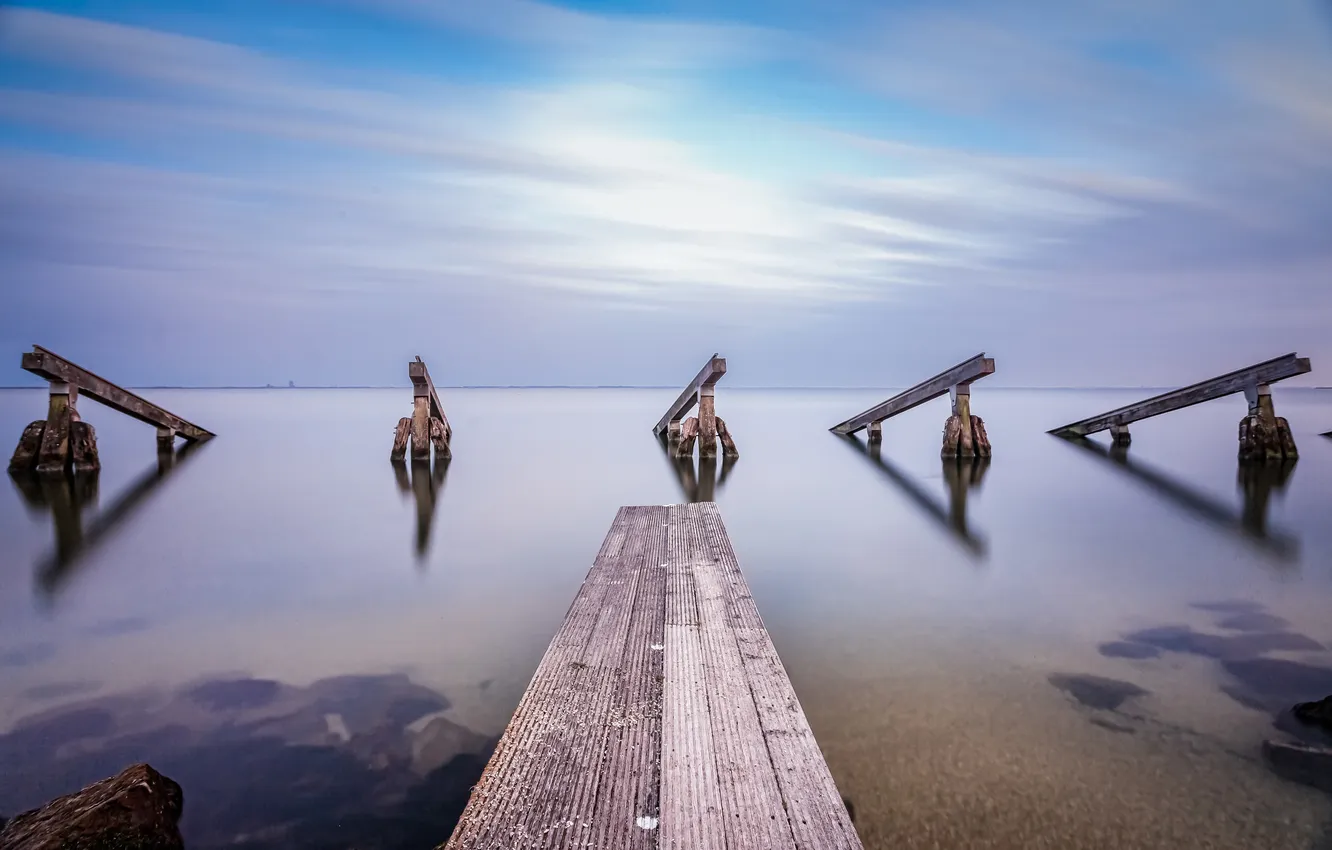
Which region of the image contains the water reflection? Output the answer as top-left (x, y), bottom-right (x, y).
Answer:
top-left (9, 443), bottom-right (202, 600)
top-left (1057, 436), bottom-right (1299, 563)
top-left (657, 435), bottom-right (736, 503)
top-left (835, 434), bottom-right (988, 557)
top-left (0, 673), bottom-right (492, 850)
top-left (391, 458), bottom-right (448, 564)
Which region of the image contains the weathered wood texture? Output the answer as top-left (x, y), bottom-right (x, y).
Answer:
top-left (653, 355), bottom-right (726, 437)
top-left (445, 503), bottom-right (860, 850)
top-left (1049, 353), bottom-right (1312, 437)
top-left (20, 346), bottom-right (214, 442)
top-left (410, 357), bottom-right (452, 434)
top-left (831, 353), bottom-right (995, 435)
top-left (391, 417), bottom-right (412, 461)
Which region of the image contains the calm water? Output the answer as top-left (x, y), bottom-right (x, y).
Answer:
top-left (3, 387), bottom-right (1332, 849)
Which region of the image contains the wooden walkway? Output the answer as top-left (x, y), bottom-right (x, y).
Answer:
top-left (446, 503), bottom-right (861, 850)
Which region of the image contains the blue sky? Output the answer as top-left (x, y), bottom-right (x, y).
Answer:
top-left (1, 0), bottom-right (1330, 386)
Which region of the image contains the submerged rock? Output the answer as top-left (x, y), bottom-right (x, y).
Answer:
top-left (0, 763), bottom-right (183, 849)
top-left (1295, 696), bottom-right (1332, 734)
top-left (1263, 740), bottom-right (1332, 794)
top-left (1098, 641), bottom-right (1161, 660)
top-left (1049, 673), bottom-right (1148, 711)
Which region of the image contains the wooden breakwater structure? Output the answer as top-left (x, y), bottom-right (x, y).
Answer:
top-left (391, 356), bottom-right (451, 462)
top-left (654, 354), bottom-right (739, 459)
top-left (1049, 353), bottom-right (1311, 461)
top-left (831, 353), bottom-right (995, 458)
top-left (9, 346), bottom-right (213, 476)
top-left (446, 503), bottom-right (861, 850)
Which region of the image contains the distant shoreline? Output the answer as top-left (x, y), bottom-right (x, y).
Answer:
top-left (1, 385), bottom-right (1330, 391)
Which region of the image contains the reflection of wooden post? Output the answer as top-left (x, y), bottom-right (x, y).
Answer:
top-left (697, 454), bottom-right (718, 502)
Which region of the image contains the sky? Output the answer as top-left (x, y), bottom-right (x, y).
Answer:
top-left (1, 0), bottom-right (1330, 388)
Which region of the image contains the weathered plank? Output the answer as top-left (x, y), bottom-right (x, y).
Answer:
top-left (20, 346), bottom-right (213, 442)
top-left (445, 503), bottom-right (861, 850)
top-left (1049, 353), bottom-right (1312, 437)
top-left (653, 355), bottom-right (727, 437)
top-left (831, 353), bottom-right (995, 435)
top-left (409, 356), bottom-right (451, 435)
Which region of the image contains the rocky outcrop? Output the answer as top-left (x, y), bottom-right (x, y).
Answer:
top-left (0, 763), bottom-right (183, 850)
top-left (1263, 740), bottom-right (1332, 794)
top-left (1295, 695), bottom-right (1332, 733)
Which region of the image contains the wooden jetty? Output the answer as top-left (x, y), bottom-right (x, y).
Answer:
top-left (1049, 353), bottom-right (1311, 461)
top-left (654, 354), bottom-right (739, 459)
top-left (391, 356), bottom-right (451, 462)
top-left (446, 503), bottom-right (861, 850)
top-left (8, 345), bottom-right (213, 476)
top-left (830, 353), bottom-right (995, 458)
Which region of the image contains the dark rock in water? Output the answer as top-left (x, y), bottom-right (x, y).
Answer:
top-left (1191, 600), bottom-right (1266, 614)
top-left (1263, 739), bottom-right (1332, 794)
top-left (1223, 659), bottom-right (1332, 702)
top-left (1124, 624), bottom-right (1323, 660)
top-left (0, 762), bottom-right (183, 849)
top-left (186, 678), bottom-right (281, 711)
top-left (20, 681), bottom-right (101, 702)
top-left (1276, 706), bottom-right (1332, 749)
top-left (1216, 612), bottom-right (1293, 633)
top-left (1090, 718), bottom-right (1136, 734)
top-left (1098, 641), bottom-right (1161, 660)
top-left (1049, 674), bottom-right (1148, 711)
top-left (1296, 696), bottom-right (1332, 733)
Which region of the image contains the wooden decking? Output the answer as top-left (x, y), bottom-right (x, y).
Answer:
top-left (445, 503), bottom-right (860, 850)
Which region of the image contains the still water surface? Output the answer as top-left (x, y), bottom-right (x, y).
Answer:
top-left (2, 387), bottom-right (1331, 849)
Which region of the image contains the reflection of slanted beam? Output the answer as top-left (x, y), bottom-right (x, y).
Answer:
top-left (35, 443), bottom-right (203, 596)
top-left (1057, 437), bottom-right (1298, 562)
top-left (1049, 353), bottom-right (1310, 438)
top-left (653, 354), bottom-right (726, 438)
top-left (831, 354), bottom-right (994, 436)
top-left (22, 346), bottom-right (214, 442)
top-left (836, 435), bottom-right (986, 556)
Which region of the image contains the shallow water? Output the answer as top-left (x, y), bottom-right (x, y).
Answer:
top-left (2, 386), bottom-right (1331, 849)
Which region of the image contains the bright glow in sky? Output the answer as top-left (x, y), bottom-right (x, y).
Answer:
top-left (1, 0), bottom-right (1330, 386)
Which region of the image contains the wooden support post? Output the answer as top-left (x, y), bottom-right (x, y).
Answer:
top-left (1110, 423), bottom-right (1132, 448)
top-left (942, 384), bottom-right (975, 458)
top-left (411, 395), bottom-right (431, 462)
top-left (697, 385), bottom-right (718, 459)
top-left (35, 383), bottom-right (75, 475)
top-left (715, 416), bottom-right (739, 458)
top-left (675, 417), bottom-right (699, 458)
top-left (390, 417), bottom-right (411, 461)
top-left (9, 420), bottom-right (46, 472)
top-left (430, 417), bottom-right (451, 461)
top-left (1239, 382), bottom-right (1298, 462)
top-left (71, 420), bottom-right (99, 474)
top-left (156, 427), bottom-right (175, 456)
top-left (867, 421), bottom-right (882, 445)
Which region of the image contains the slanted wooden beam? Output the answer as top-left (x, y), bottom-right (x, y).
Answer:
top-left (652, 354), bottom-right (726, 437)
top-left (1049, 353), bottom-right (1311, 438)
top-left (21, 346), bottom-right (214, 443)
top-left (409, 356), bottom-right (449, 433)
top-left (830, 353), bottom-right (995, 435)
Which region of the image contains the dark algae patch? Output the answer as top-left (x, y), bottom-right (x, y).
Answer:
top-left (1049, 674), bottom-right (1148, 711)
top-left (1098, 641), bottom-right (1161, 660)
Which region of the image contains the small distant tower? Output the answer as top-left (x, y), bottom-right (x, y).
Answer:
top-left (288, 380), bottom-right (296, 389)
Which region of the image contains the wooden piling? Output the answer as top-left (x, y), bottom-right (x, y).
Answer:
top-left (11, 346), bottom-right (212, 477)
top-left (1049, 354), bottom-right (1311, 463)
top-left (392, 357), bottom-right (451, 463)
top-left (655, 354), bottom-right (737, 459)
top-left (835, 354), bottom-right (995, 459)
